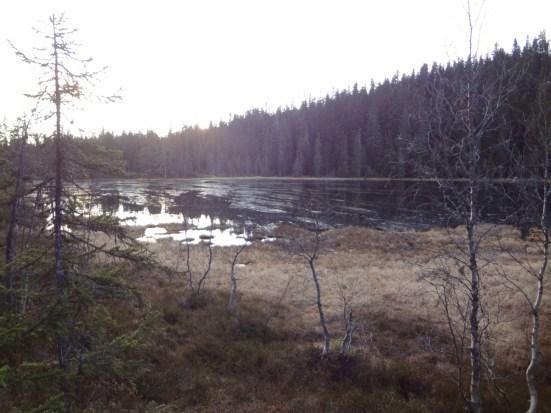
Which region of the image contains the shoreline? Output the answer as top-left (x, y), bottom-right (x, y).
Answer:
top-left (74, 175), bottom-right (546, 183)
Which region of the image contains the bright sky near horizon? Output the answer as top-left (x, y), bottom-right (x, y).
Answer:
top-left (0, 0), bottom-right (550, 136)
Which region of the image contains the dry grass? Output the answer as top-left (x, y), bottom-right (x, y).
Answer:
top-left (82, 223), bottom-right (551, 412)
top-left (124, 285), bottom-right (448, 413)
top-left (142, 224), bottom-right (550, 368)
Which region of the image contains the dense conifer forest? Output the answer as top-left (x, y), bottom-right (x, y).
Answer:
top-left (70, 35), bottom-right (551, 179)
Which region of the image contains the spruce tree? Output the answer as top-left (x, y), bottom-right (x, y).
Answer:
top-left (313, 133), bottom-right (323, 176)
top-left (365, 105), bottom-right (383, 176)
top-left (4, 119), bottom-right (30, 310)
top-left (351, 130), bottom-right (363, 177)
top-left (292, 145), bottom-right (304, 176)
top-left (5, 15), bottom-right (152, 412)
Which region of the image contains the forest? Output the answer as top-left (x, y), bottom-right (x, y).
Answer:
top-left (72, 35), bottom-right (550, 180)
top-left (1, 11), bottom-right (551, 413)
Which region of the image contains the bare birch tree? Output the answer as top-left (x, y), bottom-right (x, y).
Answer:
top-left (174, 214), bottom-right (194, 290)
top-left (195, 233), bottom-right (214, 296)
top-left (522, 71), bottom-right (551, 413)
top-left (498, 59), bottom-right (551, 413)
top-left (416, 2), bottom-right (516, 411)
top-left (176, 231), bottom-right (213, 306)
top-left (287, 211), bottom-right (331, 356)
top-left (337, 280), bottom-right (356, 355)
top-left (227, 242), bottom-right (249, 311)
top-left (424, 261), bottom-right (472, 407)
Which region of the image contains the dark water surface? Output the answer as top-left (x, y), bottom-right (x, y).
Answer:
top-left (75, 178), bottom-right (515, 245)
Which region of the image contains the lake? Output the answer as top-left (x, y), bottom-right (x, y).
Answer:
top-left (76, 177), bottom-right (517, 246)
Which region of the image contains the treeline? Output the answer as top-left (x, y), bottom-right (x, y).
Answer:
top-left (85, 35), bottom-right (550, 179)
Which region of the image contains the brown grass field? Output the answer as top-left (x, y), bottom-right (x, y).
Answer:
top-left (112, 223), bottom-right (551, 412)
top-left (145, 224), bottom-right (548, 348)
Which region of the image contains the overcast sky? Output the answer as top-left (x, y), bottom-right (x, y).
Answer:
top-left (0, 0), bottom-right (549, 136)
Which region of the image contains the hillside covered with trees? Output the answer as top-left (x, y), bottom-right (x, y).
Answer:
top-left (83, 35), bottom-right (551, 179)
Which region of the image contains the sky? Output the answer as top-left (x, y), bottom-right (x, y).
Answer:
top-left (0, 0), bottom-right (550, 136)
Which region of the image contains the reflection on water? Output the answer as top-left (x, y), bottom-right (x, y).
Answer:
top-left (117, 202), bottom-right (184, 227)
top-left (80, 177), bottom-right (442, 230)
top-left (77, 177), bottom-right (459, 247)
top-left (136, 226), bottom-right (250, 247)
top-left (88, 200), bottom-right (184, 226)
top-left (92, 199), bottom-right (251, 246)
